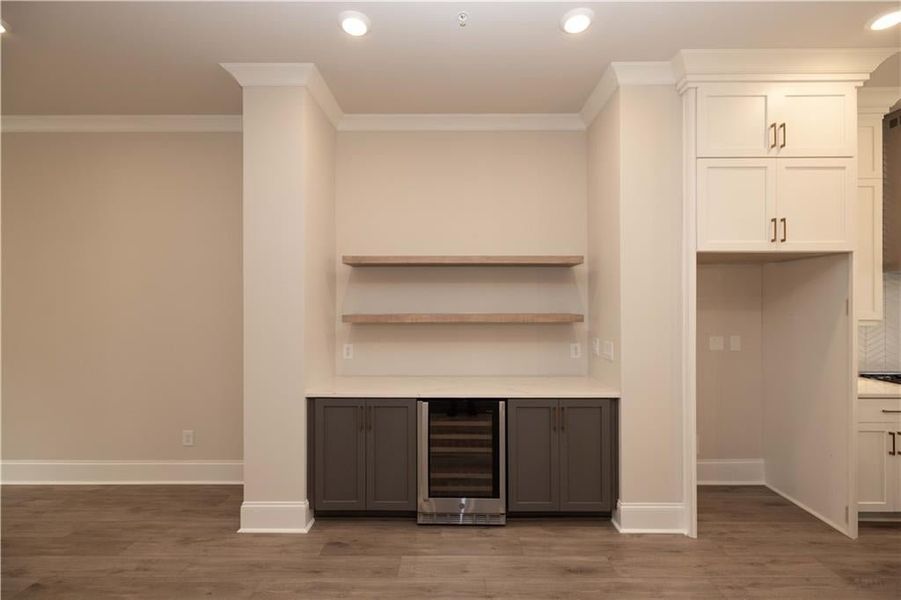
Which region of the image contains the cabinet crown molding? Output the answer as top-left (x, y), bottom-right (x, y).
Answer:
top-left (673, 48), bottom-right (898, 91)
top-left (220, 62), bottom-right (343, 127)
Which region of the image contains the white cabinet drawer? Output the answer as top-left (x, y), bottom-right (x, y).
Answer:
top-left (859, 398), bottom-right (901, 423)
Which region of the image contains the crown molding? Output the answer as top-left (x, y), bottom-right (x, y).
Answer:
top-left (673, 48), bottom-right (898, 90)
top-left (580, 61), bottom-right (675, 126)
top-left (858, 86), bottom-right (901, 116)
top-left (220, 62), bottom-right (343, 127)
top-left (338, 113), bottom-right (586, 132)
top-left (1, 114), bottom-right (242, 133)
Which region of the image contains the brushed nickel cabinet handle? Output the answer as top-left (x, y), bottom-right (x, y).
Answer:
top-left (779, 122), bottom-right (786, 148)
top-left (770, 218), bottom-right (777, 242)
top-left (780, 218), bottom-right (787, 242)
top-left (769, 123), bottom-right (777, 149)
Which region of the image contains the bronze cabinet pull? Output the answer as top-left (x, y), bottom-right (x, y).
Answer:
top-left (552, 405), bottom-right (557, 432)
top-left (890, 432), bottom-right (897, 456)
top-left (780, 218), bottom-right (787, 242)
top-left (561, 406), bottom-right (566, 432)
top-left (769, 123), bottom-right (778, 149)
top-left (779, 122), bottom-right (786, 148)
top-left (882, 410), bottom-right (901, 413)
top-left (368, 406), bottom-right (373, 431)
top-left (359, 405), bottom-right (365, 432)
top-left (771, 218), bottom-right (778, 242)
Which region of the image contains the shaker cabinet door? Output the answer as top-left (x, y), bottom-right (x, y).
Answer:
top-left (366, 399), bottom-right (417, 511)
top-left (774, 85), bottom-right (856, 158)
top-left (697, 158), bottom-right (777, 251)
top-left (559, 399), bottom-right (615, 512)
top-left (507, 399), bottom-right (560, 512)
top-left (697, 84), bottom-right (777, 158)
top-left (775, 158), bottom-right (854, 251)
top-left (314, 399), bottom-right (366, 511)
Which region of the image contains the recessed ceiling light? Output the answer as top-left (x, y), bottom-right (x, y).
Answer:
top-left (561, 8), bottom-right (594, 35)
top-left (0, 19), bottom-right (8, 34)
top-left (340, 10), bottom-right (370, 37)
top-left (870, 10), bottom-right (901, 30)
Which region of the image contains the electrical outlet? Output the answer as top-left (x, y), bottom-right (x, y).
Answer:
top-left (182, 430), bottom-right (195, 447)
top-left (570, 342), bottom-right (582, 359)
top-left (729, 335), bottom-right (742, 351)
top-left (343, 344), bottom-right (353, 359)
top-left (709, 336), bottom-right (724, 351)
top-left (592, 337), bottom-right (601, 357)
top-left (602, 340), bottom-right (615, 361)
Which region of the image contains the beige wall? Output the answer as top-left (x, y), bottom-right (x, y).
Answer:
top-left (696, 264), bottom-right (763, 460)
top-left (2, 132), bottom-right (243, 460)
top-left (618, 85), bottom-right (684, 504)
top-left (335, 131), bottom-right (588, 376)
top-left (587, 91), bottom-right (622, 388)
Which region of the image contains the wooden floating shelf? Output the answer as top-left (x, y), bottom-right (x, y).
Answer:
top-left (342, 313), bottom-right (584, 324)
top-left (342, 255), bottom-right (584, 267)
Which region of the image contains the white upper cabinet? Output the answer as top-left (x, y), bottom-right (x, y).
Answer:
top-left (697, 159), bottom-right (776, 251)
top-left (697, 157), bottom-right (853, 252)
top-left (775, 158), bottom-right (855, 251)
top-left (697, 83), bottom-right (857, 158)
top-left (775, 84), bottom-right (857, 157)
top-left (697, 84), bottom-right (776, 157)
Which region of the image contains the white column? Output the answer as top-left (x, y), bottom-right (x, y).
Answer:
top-left (222, 63), bottom-right (341, 533)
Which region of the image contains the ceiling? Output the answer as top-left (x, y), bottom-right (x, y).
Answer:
top-left (2, 1), bottom-right (899, 115)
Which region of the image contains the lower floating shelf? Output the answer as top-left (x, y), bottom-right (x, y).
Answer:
top-left (342, 313), bottom-right (584, 324)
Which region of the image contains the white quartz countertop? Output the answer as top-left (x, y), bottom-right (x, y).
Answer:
top-left (858, 377), bottom-right (901, 399)
top-left (306, 376), bottom-right (620, 399)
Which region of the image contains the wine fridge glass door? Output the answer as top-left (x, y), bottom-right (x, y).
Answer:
top-left (426, 399), bottom-right (500, 499)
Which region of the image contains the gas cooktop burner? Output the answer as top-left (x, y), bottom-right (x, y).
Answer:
top-left (860, 372), bottom-right (901, 385)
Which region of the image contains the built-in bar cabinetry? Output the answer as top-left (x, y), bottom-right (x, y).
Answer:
top-left (313, 398), bottom-right (417, 512)
top-left (694, 81), bottom-right (857, 253)
top-left (506, 399), bottom-right (617, 513)
top-left (309, 396), bottom-right (618, 516)
top-left (857, 398), bottom-right (901, 514)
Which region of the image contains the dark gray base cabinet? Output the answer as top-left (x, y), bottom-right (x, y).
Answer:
top-left (507, 399), bottom-right (617, 513)
top-left (313, 398), bottom-right (417, 512)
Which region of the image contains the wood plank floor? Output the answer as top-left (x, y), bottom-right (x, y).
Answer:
top-left (2, 485), bottom-right (899, 599)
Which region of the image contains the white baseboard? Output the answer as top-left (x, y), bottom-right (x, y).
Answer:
top-left (765, 483), bottom-right (851, 538)
top-left (239, 500), bottom-right (314, 533)
top-left (697, 459), bottom-right (765, 485)
top-left (1, 460), bottom-right (243, 484)
top-left (612, 500), bottom-right (688, 534)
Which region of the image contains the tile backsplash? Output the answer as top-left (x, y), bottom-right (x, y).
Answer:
top-left (860, 271), bottom-right (901, 372)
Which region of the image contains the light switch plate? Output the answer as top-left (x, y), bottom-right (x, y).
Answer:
top-left (729, 335), bottom-right (742, 351)
top-left (343, 344), bottom-right (353, 359)
top-left (602, 340), bottom-right (615, 361)
top-left (592, 337), bottom-right (601, 357)
top-left (182, 430), bottom-right (195, 447)
top-left (570, 343), bottom-right (582, 359)
top-left (709, 336), bottom-right (724, 351)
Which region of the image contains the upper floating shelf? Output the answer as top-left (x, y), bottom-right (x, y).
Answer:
top-left (342, 255), bottom-right (584, 267)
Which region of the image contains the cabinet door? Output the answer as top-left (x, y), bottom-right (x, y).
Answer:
top-left (366, 399), bottom-right (417, 511)
top-left (507, 399), bottom-right (559, 512)
top-left (775, 85), bottom-right (856, 157)
top-left (697, 84), bottom-right (777, 157)
top-left (858, 114), bottom-right (884, 179)
top-left (697, 158), bottom-right (777, 251)
top-left (855, 180), bottom-right (884, 322)
top-left (776, 158), bottom-right (854, 251)
top-left (857, 426), bottom-right (896, 513)
top-left (314, 399), bottom-right (366, 511)
top-left (559, 399), bottom-right (615, 512)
